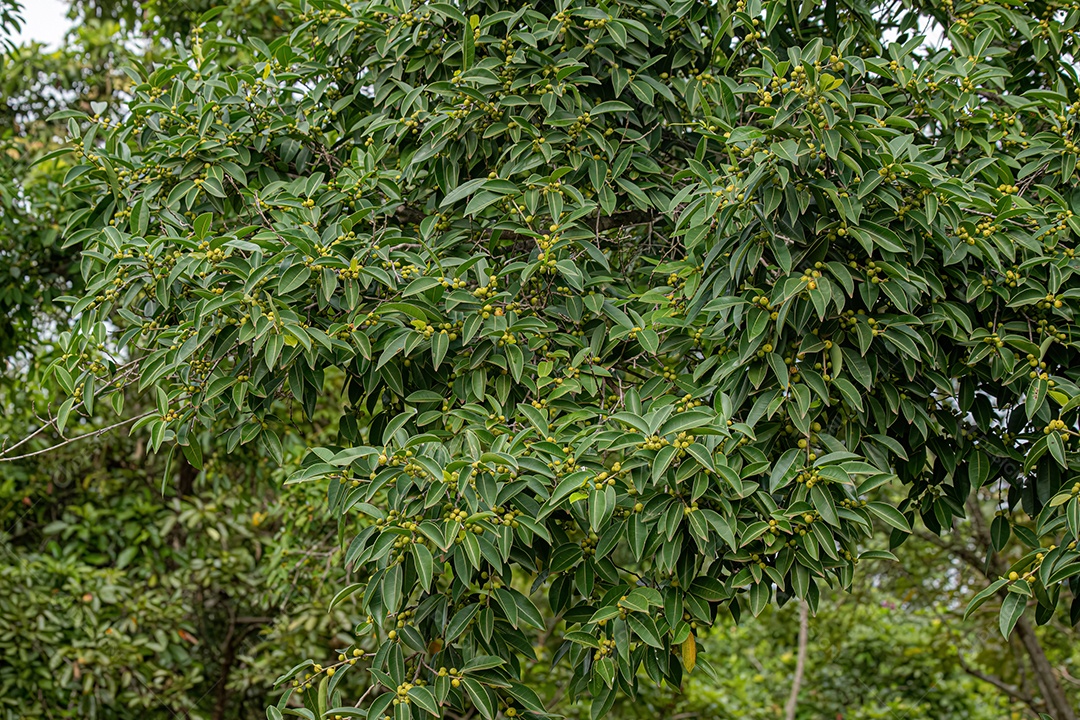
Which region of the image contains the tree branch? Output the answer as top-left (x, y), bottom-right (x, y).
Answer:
top-left (0, 412), bottom-right (154, 463)
top-left (957, 650), bottom-right (1040, 713)
top-left (784, 600), bottom-right (809, 720)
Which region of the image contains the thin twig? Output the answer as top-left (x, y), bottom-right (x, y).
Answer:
top-left (0, 412), bottom-right (154, 463)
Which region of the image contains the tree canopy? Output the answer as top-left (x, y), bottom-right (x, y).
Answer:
top-left (6, 0), bottom-right (1080, 717)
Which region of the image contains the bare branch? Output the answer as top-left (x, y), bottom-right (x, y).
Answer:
top-left (0, 412), bottom-right (154, 463)
top-left (784, 600), bottom-right (809, 720)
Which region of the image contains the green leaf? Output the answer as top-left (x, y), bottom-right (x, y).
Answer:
top-left (461, 678), bottom-right (495, 720)
top-left (328, 582), bottom-right (365, 611)
top-left (1047, 561), bottom-right (1080, 585)
top-left (769, 448), bottom-right (801, 492)
top-left (462, 655), bottom-right (505, 671)
top-left (657, 411), bottom-right (714, 437)
top-left (1047, 431), bottom-right (1066, 467)
top-left (626, 613), bottom-right (664, 648)
top-left (432, 331), bottom-right (449, 369)
top-left (991, 515), bottom-right (1010, 552)
top-left (404, 276), bottom-right (441, 296)
top-left (56, 397), bottom-right (75, 435)
top-left (279, 264), bottom-right (312, 294)
top-left (441, 177), bottom-right (487, 207)
top-left (637, 328), bottom-right (659, 353)
top-left (446, 604), bottom-right (479, 640)
top-left (866, 502), bottom-right (911, 533)
top-left (506, 682), bottom-right (546, 713)
top-left (811, 484), bottom-right (839, 526)
top-left (999, 592), bottom-right (1026, 638)
top-left (413, 543), bottom-right (434, 591)
top-left (590, 100), bottom-right (633, 114)
top-left (462, 15), bottom-right (477, 70)
top-left (1026, 378), bottom-right (1048, 419)
top-left (653, 445), bottom-right (676, 484)
top-left (407, 686), bottom-right (440, 716)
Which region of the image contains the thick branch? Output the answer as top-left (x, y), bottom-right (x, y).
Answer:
top-left (957, 650), bottom-right (1041, 714)
top-left (914, 530), bottom-right (990, 579)
top-left (1014, 617), bottom-right (1078, 720)
top-left (923, 503), bottom-right (1078, 720)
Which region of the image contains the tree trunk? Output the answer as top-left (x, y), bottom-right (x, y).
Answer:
top-left (784, 600), bottom-right (809, 720)
top-left (177, 455), bottom-right (197, 498)
top-left (1013, 616), bottom-right (1076, 720)
top-left (213, 616), bottom-right (238, 720)
top-left (962, 498), bottom-right (1077, 720)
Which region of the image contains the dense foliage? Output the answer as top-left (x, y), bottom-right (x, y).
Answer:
top-left (0, 413), bottom-right (364, 719)
top-left (0, 7), bottom-right (365, 718)
top-left (4, 0), bottom-right (1080, 717)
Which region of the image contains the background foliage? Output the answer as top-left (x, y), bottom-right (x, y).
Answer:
top-left (2, 0), bottom-right (1080, 718)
